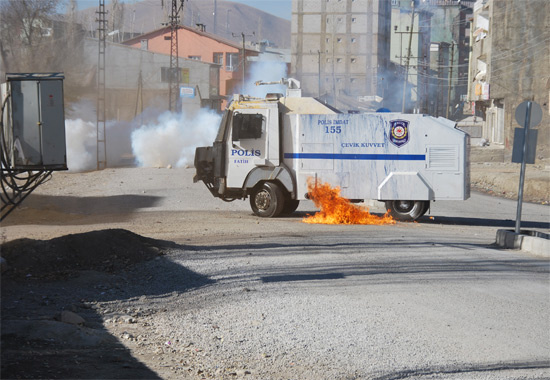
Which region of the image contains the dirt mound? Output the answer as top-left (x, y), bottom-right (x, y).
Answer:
top-left (1, 229), bottom-right (170, 280)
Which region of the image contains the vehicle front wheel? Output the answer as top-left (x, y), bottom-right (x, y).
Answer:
top-left (385, 200), bottom-right (429, 221)
top-left (250, 182), bottom-right (285, 217)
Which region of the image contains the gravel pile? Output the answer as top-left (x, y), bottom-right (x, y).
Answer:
top-left (1, 229), bottom-right (170, 280)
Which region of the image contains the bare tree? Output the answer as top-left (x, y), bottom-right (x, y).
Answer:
top-left (0, 0), bottom-right (60, 72)
top-left (110, 0), bottom-right (125, 42)
top-left (0, 0), bottom-right (95, 100)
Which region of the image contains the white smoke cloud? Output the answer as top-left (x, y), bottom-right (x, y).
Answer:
top-left (63, 58), bottom-right (285, 172)
top-left (131, 109), bottom-right (220, 168)
top-left (64, 104), bottom-right (162, 172)
top-left (65, 118), bottom-right (96, 172)
top-left (64, 100), bottom-right (219, 171)
top-left (243, 58), bottom-right (289, 98)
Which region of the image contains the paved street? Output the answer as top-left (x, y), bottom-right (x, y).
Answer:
top-left (2, 168), bottom-right (549, 379)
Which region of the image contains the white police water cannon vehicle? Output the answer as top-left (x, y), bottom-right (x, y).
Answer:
top-left (194, 78), bottom-right (469, 221)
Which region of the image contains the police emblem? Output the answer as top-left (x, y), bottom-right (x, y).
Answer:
top-left (389, 119), bottom-right (409, 148)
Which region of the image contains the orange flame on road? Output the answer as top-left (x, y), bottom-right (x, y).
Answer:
top-left (303, 179), bottom-right (395, 225)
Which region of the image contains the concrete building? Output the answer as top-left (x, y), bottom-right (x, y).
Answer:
top-left (290, 0), bottom-right (393, 111)
top-left (467, 0), bottom-right (550, 161)
top-left (123, 25), bottom-right (260, 108)
top-left (389, 0), bottom-right (432, 113)
top-left (82, 38), bottom-right (220, 120)
top-left (423, 1), bottom-right (473, 119)
top-left (390, 0), bottom-right (473, 117)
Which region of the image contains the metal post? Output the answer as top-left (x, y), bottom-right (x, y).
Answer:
top-left (96, 0), bottom-right (107, 170)
top-left (213, 0), bottom-right (217, 35)
top-left (169, 0), bottom-right (184, 113)
top-left (318, 50), bottom-right (321, 98)
top-left (233, 31), bottom-right (254, 93)
top-left (401, 1), bottom-right (415, 113)
top-left (226, 9), bottom-right (231, 32)
top-left (241, 32), bottom-right (245, 93)
top-left (515, 101), bottom-right (532, 234)
top-left (446, 41), bottom-right (455, 119)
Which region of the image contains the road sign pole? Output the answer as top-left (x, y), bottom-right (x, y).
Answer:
top-left (515, 101), bottom-right (532, 234)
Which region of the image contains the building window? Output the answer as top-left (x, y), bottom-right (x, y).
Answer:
top-left (336, 58), bottom-right (342, 63)
top-left (351, 17), bottom-right (356, 23)
top-left (351, 58), bottom-right (356, 63)
top-left (226, 53), bottom-right (240, 71)
top-left (326, 38), bottom-right (330, 43)
top-left (350, 78), bottom-right (356, 83)
top-left (140, 39), bottom-right (148, 50)
top-left (351, 37), bottom-right (356, 43)
top-left (337, 37), bottom-right (342, 43)
top-left (188, 56), bottom-right (201, 61)
top-left (326, 58), bottom-right (331, 63)
top-left (213, 52), bottom-right (223, 65)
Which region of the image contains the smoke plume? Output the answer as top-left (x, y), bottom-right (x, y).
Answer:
top-left (243, 58), bottom-right (288, 98)
top-left (64, 100), bottom-right (219, 172)
top-left (131, 109), bottom-right (220, 168)
top-left (63, 59), bottom-right (286, 172)
top-left (65, 118), bottom-right (96, 172)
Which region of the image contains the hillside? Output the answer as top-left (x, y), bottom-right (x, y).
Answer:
top-left (74, 0), bottom-right (290, 48)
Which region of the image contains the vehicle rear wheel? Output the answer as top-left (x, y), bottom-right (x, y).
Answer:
top-left (281, 197), bottom-right (300, 215)
top-left (385, 200), bottom-right (429, 221)
top-left (250, 182), bottom-right (285, 217)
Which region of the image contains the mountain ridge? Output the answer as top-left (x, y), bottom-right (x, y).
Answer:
top-left (74, 0), bottom-right (290, 48)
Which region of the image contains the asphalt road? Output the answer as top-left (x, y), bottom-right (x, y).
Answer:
top-left (2, 168), bottom-right (549, 379)
top-left (160, 230), bottom-right (549, 379)
top-left (156, 189), bottom-right (549, 378)
top-left (139, 168), bottom-right (549, 379)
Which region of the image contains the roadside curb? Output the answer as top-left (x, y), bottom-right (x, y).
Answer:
top-left (496, 229), bottom-right (550, 258)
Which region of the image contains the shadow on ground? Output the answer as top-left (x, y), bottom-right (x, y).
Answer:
top-left (176, 238), bottom-right (550, 286)
top-left (371, 360), bottom-right (550, 380)
top-left (2, 194), bottom-right (163, 226)
top-left (1, 229), bottom-right (213, 379)
top-left (288, 211), bottom-right (550, 229)
top-left (418, 215), bottom-right (550, 229)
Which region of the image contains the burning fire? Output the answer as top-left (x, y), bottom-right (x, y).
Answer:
top-left (303, 179), bottom-right (395, 225)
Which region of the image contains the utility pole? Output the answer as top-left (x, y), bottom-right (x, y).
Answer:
top-left (233, 32), bottom-right (254, 93)
top-left (446, 41), bottom-right (455, 119)
top-left (226, 9), bottom-right (231, 32)
top-left (401, 0), bottom-right (415, 113)
top-left (96, 0), bottom-right (107, 170)
top-left (168, 0), bottom-right (185, 113)
top-left (318, 50), bottom-right (321, 98)
top-left (110, 0), bottom-right (119, 42)
top-left (213, 0), bottom-right (217, 35)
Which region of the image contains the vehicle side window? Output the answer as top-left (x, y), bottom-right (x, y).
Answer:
top-left (232, 113), bottom-right (263, 141)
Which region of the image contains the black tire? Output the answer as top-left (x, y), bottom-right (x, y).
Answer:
top-left (250, 182), bottom-right (285, 217)
top-left (281, 197), bottom-right (300, 215)
top-left (385, 200), bottom-right (429, 221)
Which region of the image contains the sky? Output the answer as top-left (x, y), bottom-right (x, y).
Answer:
top-left (233, 0), bottom-right (291, 20)
top-left (72, 0), bottom-right (291, 20)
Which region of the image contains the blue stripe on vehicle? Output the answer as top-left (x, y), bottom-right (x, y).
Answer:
top-left (283, 153), bottom-right (426, 161)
